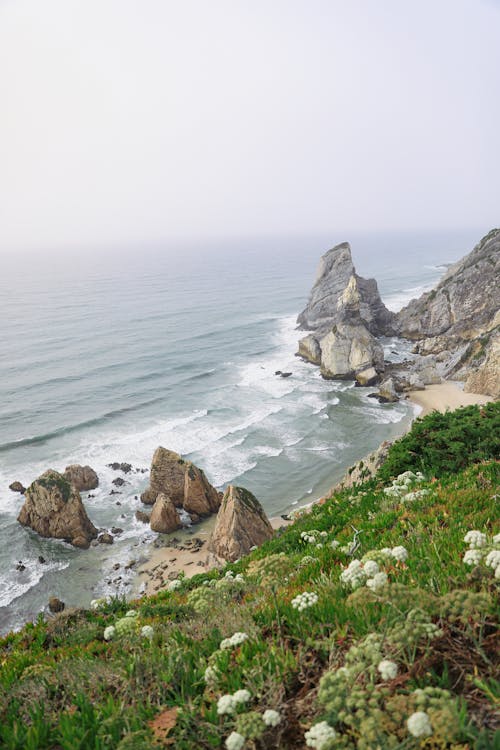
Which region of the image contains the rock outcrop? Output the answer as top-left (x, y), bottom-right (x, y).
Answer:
top-left (297, 242), bottom-right (394, 337)
top-left (299, 270), bottom-right (386, 381)
top-left (150, 493), bottom-right (182, 534)
top-left (9, 481), bottom-right (25, 494)
top-left (208, 485), bottom-right (274, 562)
top-left (141, 447), bottom-right (220, 518)
top-left (64, 465), bottom-right (99, 491)
top-left (393, 229), bottom-right (499, 393)
top-left (18, 470), bottom-right (98, 548)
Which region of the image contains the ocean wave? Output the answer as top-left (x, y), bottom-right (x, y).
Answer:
top-left (0, 559), bottom-right (70, 608)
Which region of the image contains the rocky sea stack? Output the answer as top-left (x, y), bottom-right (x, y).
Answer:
top-left (141, 447), bottom-right (221, 520)
top-left (209, 485), bottom-right (274, 562)
top-left (17, 470), bottom-right (98, 548)
top-left (297, 242), bottom-right (394, 383)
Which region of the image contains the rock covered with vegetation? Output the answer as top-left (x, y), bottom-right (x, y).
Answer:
top-left (17, 469), bottom-right (98, 549)
top-left (209, 485), bottom-right (274, 562)
top-left (140, 446), bottom-right (221, 519)
top-left (2, 403), bottom-right (499, 748)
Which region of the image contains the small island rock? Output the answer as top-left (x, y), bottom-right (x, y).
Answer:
top-left (9, 481), bottom-right (26, 494)
top-left (64, 465), bottom-right (99, 491)
top-left (18, 470), bottom-right (98, 549)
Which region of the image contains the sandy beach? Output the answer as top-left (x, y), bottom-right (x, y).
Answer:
top-left (407, 381), bottom-right (493, 417)
top-left (136, 515), bottom-right (290, 596)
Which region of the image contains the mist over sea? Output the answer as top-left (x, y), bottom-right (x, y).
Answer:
top-left (0, 228), bottom-right (481, 633)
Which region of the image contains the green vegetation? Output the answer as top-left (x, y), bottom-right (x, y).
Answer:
top-left (34, 471), bottom-right (72, 503)
top-left (1, 408), bottom-right (499, 749)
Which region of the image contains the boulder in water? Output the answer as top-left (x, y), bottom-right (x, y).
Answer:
top-left (64, 465), bottom-right (99, 491)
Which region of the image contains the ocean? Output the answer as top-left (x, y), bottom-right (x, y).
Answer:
top-left (0, 228), bottom-right (481, 633)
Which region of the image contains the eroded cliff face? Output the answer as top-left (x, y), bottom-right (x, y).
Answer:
top-left (395, 229), bottom-right (500, 394)
top-left (396, 229), bottom-right (500, 342)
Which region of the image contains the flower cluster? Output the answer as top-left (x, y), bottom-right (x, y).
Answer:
top-left (300, 529), bottom-right (329, 545)
top-left (223, 708), bottom-right (281, 748)
top-left (167, 578), bottom-right (183, 591)
top-left (383, 471), bottom-right (425, 499)
top-left (103, 609), bottom-right (148, 641)
top-left (220, 631), bottom-right (249, 650)
top-left (462, 530), bottom-right (500, 577)
top-left (217, 689), bottom-right (251, 715)
top-left (407, 710), bottom-right (432, 737)
top-left (262, 709), bottom-right (281, 727)
top-left (340, 558), bottom-right (390, 592)
top-left (291, 591), bottom-right (318, 611)
top-left (377, 659), bottom-right (398, 680)
top-left (225, 731), bottom-right (245, 750)
top-left (304, 720), bottom-right (336, 748)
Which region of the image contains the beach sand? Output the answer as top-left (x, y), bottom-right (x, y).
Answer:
top-left (407, 382), bottom-right (493, 417)
top-left (136, 515), bottom-right (290, 596)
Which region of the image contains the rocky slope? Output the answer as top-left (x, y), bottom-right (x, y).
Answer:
top-left (395, 228), bottom-right (500, 396)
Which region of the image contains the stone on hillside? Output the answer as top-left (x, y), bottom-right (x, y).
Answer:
top-left (9, 481), bottom-right (25, 494)
top-left (150, 493), bottom-right (182, 533)
top-left (18, 470), bottom-right (98, 549)
top-left (64, 464), bottom-right (99, 491)
top-left (141, 447), bottom-right (220, 517)
top-left (48, 597), bottom-right (65, 613)
top-left (208, 485), bottom-right (274, 562)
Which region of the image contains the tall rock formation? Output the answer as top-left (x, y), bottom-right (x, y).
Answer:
top-left (18, 470), bottom-right (98, 548)
top-left (141, 447), bottom-right (220, 518)
top-left (64, 464), bottom-right (99, 491)
top-left (208, 485), bottom-right (274, 562)
top-left (297, 242), bottom-right (394, 336)
top-left (297, 245), bottom-right (390, 381)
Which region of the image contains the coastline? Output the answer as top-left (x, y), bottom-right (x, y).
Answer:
top-left (407, 381), bottom-right (493, 417)
top-left (134, 381), bottom-right (494, 597)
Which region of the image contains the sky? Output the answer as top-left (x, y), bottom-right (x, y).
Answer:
top-left (0, 0), bottom-right (499, 255)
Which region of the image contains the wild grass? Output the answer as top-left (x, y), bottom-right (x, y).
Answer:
top-left (0, 405), bottom-right (499, 748)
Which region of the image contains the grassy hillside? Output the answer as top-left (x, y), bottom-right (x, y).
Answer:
top-left (1, 404), bottom-right (499, 749)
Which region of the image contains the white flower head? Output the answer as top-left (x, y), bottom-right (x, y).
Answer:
top-left (291, 591), bottom-right (318, 611)
top-left (463, 549), bottom-right (483, 566)
top-left (140, 625), bottom-right (154, 640)
top-left (167, 578), bottom-right (182, 591)
top-left (103, 625), bottom-right (116, 641)
top-left (225, 732), bottom-right (245, 750)
top-left (377, 659), bottom-right (398, 680)
top-left (366, 571), bottom-right (388, 592)
top-left (220, 631), bottom-right (249, 649)
top-left (204, 665), bottom-right (219, 684)
top-left (305, 720), bottom-right (336, 748)
top-left (492, 533), bottom-right (500, 546)
top-left (124, 609), bottom-right (138, 618)
top-left (407, 711), bottom-right (432, 737)
top-left (464, 530), bottom-right (487, 549)
top-left (330, 540), bottom-right (340, 550)
top-left (217, 694), bottom-right (236, 715)
top-left (485, 550), bottom-right (500, 569)
top-left (363, 560), bottom-right (380, 577)
top-left (233, 689), bottom-right (251, 704)
top-left (391, 546), bottom-right (408, 562)
top-left (263, 709), bottom-right (281, 727)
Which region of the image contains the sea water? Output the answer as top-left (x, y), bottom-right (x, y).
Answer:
top-left (0, 228), bottom-right (481, 632)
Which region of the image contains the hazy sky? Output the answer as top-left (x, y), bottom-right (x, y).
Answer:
top-left (1, 0), bottom-right (499, 254)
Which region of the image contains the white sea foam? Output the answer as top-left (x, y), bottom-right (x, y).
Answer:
top-left (0, 559), bottom-right (70, 608)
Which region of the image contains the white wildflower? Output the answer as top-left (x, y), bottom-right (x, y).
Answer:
top-left (330, 540), bottom-right (340, 550)
top-left (363, 560), bottom-right (380, 577)
top-left (220, 631), bottom-right (249, 649)
top-left (463, 549), bottom-right (483, 566)
top-left (233, 689), bottom-right (251, 704)
top-left (315, 543), bottom-right (324, 550)
top-left (291, 591), bottom-right (318, 611)
top-left (485, 550), bottom-right (500, 569)
top-left (217, 694), bottom-right (236, 715)
top-left (492, 533), bottom-right (500, 546)
top-left (340, 559), bottom-right (366, 590)
top-left (407, 711), bottom-right (432, 737)
top-left (225, 732), bottom-right (245, 750)
top-left (167, 579), bottom-right (182, 591)
top-left (464, 530), bottom-right (487, 549)
top-left (263, 709), bottom-right (281, 727)
top-left (380, 548), bottom-right (393, 557)
top-left (377, 659), bottom-right (398, 680)
top-left (204, 665), bottom-right (219, 684)
top-left (305, 720), bottom-right (336, 748)
top-left (495, 565), bottom-right (500, 580)
top-left (366, 571), bottom-right (388, 592)
top-left (90, 598), bottom-right (106, 610)
top-left (124, 609), bottom-right (138, 618)
top-left (140, 625), bottom-right (154, 640)
top-left (103, 625), bottom-right (116, 641)
top-left (391, 546), bottom-right (408, 562)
